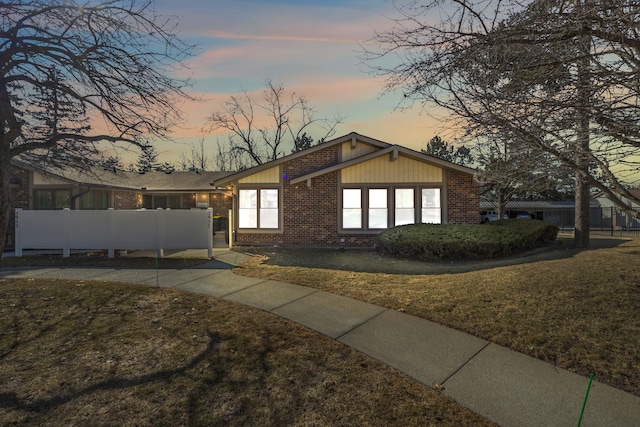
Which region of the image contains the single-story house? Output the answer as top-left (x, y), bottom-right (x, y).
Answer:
top-left (593, 189), bottom-right (640, 230)
top-left (213, 132), bottom-right (480, 248)
top-left (479, 199), bottom-right (638, 230)
top-left (7, 159), bottom-right (233, 248)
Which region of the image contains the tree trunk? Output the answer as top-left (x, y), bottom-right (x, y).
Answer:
top-left (574, 170), bottom-right (590, 247)
top-left (574, 0), bottom-right (591, 248)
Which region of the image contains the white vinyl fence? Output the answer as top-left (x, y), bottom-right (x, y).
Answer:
top-left (14, 208), bottom-right (213, 258)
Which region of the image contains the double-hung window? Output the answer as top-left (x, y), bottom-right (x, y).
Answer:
top-left (239, 189), bottom-right (279, 229)
top-left (368, 189), bottom-right (388, 229)
top-left (421, 188), bottom-right (441, 224)
top-left (342, 188), bottom-right (362, 229)
top-left (394, 188), bottom-right (415, 226)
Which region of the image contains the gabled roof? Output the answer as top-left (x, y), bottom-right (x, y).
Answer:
top-left (290, 144), bottom-right (475, 185)
top-left (12, 158), bottom-right (232, 192)
top-left (213, 132), bottom-right (475, 186)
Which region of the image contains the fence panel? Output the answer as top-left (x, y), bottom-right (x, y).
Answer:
top-left (15, 208), bottom-right (213, 258)
top-left (112, 210), bottom-right (161, 249)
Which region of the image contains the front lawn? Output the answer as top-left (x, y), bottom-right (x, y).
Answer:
top-left (235, 236), bottom-right (640, 396)
top-left (0, 279), bottom-right (495, 426)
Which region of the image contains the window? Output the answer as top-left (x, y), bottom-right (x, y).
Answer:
top-left (342, 189), bottom-right (362, 229)
top-left (79, 191), bottom-right (109, 210)
top-left (341, 186), bottom-right (442, 231)
top-left (421, 188), bottom-right (441, 224)
top-left (239, 188), bottom-right (279, 229)
top-left (260, 189), bottom-right (279, 229)
top-left (368, 189), bottom-right (388, 229)
top-left (395, 188), bottom-right (415, 226)
top-left (34, 190), bottom-right (71, 209)
top-left (142, 194), bottom-right (181, 209)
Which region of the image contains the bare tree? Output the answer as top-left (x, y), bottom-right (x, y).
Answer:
top-left (206, 79), bottom-right (344, 168)
top-left (0, 0), bottom-right (194, 261)
top-left (474, 131), bottom-right (574, 219)
top-left (179, 138), bottom-right (211, 171)
top-left (365, 0), bottom-right (640, 247)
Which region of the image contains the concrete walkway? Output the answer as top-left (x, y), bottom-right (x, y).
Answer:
top-left (1, 249), bottom-right (639, 427)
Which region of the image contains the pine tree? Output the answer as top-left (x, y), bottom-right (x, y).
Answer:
top-left (136, 144), bottom-right (159, 172)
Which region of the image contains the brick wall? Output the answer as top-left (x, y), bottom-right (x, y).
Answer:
top-left (237, 144), bottom-right (343, 246)
top-left (6, 166), bottom-right (31, 248)
top-left (447, 170), bottom-right (480, 224)
top-left (114, 191), bottom-right (140, 209)
top-left (235, 147), bottom-right (480, 248)
top-left (210, 193), bottom-right (232, 218)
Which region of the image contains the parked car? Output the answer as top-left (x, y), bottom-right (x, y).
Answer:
top-left (511, 211), bottom-right (532, 219)
top-left (480, 210), bottom-right (508, 223)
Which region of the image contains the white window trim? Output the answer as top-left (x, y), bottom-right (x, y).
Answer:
top-left (340, 185), bottom-right (444, 232)
top-left (238, 187), bottom-right (281, 231)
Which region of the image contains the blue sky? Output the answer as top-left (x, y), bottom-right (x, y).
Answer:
top-left (147, 0), bottom-right (446, 163)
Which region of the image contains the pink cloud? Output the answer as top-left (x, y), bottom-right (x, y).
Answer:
top-left (207, 30), bottom-right (357, 44)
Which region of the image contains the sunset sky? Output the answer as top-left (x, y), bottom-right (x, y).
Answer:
top-left (146, 0), bottom-right (448, 164)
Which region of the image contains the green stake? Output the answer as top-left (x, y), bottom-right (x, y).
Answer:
top-left (577, 373), bottom-right (594, 427)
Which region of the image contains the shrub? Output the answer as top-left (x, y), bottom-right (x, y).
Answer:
top-left (374, 220), bottom-right (559, 260)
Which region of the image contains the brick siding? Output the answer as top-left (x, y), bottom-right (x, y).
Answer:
top-left (446, 170), bottom-right (480, 224)
top-left (114, 191), bottom-right (140, 209)
top-left (6, 166), bottom-right (30, 247)
top-left (236, 146), bottom-right (480, 248)
top-left (211, 193), bottom-right (232, 218)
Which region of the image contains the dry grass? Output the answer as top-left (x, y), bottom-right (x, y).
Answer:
top-left (0, 278), bottom-right (495, 426)
top-left (2, 252), bottom-right (210, 269)
top-left (235, 237), bottom-right (640, 397)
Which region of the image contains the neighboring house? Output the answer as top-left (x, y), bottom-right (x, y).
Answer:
top-left (593, 189), bottom-right (640, 230)
top-left (479, 199), bottom-right (624, 230)
top-left (213, 132), bottom-right (480, 248)
top-left (6, 159), bottom-right (233, 248)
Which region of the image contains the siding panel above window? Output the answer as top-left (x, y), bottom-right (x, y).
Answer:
top-left (341, 156), bottom-right (443, 184)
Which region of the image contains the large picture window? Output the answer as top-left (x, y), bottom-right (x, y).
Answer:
top-left (239, 188), bottom-right (279, 229)
top-left (341, 186), bottom-right (442, 231)
top-left (395, 188), bottom-right (415, 226)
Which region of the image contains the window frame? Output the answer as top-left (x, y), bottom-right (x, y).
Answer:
top-left (237, 186), bottom-right (282, 232)
top-left (394, 187), bottom-right (416, 226)
top-left (421, 188), bottom-right (442, 224)
top-left (339, 185), bottom-right (444, 232)
top-left (141, 194), bottom-right (182, 209)
top-left (342, 188), bottom-right (363, 229)
top-left (79, 190), bottom-right (109, 210)
top-left (34, 188), bottom-right (72, 210)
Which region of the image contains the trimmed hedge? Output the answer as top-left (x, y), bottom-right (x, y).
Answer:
top-left (374, 220), bottom-right (559, 260)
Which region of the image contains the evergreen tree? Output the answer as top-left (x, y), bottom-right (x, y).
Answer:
top-left (422, 136), bottom-right (474, 166)
top-left (136, 144), bottom-right (159, 172)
